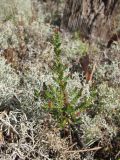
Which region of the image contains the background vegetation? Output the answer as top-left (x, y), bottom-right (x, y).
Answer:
top-left (0, 0), bottom-right (120, 160)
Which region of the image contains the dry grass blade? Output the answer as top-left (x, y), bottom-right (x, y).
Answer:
top-left (64, 146), bottom-right (102, 153)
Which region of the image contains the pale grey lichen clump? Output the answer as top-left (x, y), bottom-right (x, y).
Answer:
top-left (81, 114), bottom-right (117, 145)
top-left (0, 0), bottom-right (32, 22)
top-left (0, 57), bottom-right (19, 102)
top-left (61, 32), bottom-right (89, 59)
top-left (96, 60), bottom-right (120, 85)
top-left (0, 21), bottom-right (18, 49)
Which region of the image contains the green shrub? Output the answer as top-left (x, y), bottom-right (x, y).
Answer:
top-left (43, 31), bottom-right (94, 129)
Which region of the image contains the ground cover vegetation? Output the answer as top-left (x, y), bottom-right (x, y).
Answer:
top-left (0, 0), bottom-right (120, 160)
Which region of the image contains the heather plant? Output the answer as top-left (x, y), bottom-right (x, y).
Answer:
top-left (44, 31), bottom-right (94, 131)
